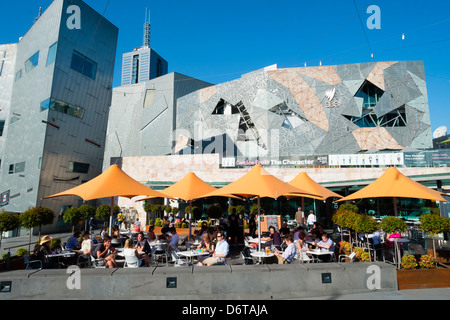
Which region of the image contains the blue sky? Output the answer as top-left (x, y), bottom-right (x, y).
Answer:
top-left (1, 0), bottom-right (450, 134)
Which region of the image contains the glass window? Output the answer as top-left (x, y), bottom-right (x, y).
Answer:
top-left (40, 98), bottom-right (85, 119)
top-left (14, 161), bottom-right (25, 173)
top-left (0, 120), bottom-right (4, 136)
top-left (8, 164), bottom-right (14, 174)
top-left (15, 69), bottom-right (22, 81)
top-left (25, 51), bottom-right (39, 73)
top-left (67, 161), bottom-right (90, 174)
top-left (70, 50), bottom-right (97, 80)
top-left (46, 42), bottom-right (58, 66)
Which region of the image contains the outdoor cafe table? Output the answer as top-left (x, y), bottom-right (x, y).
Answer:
top-left (387, 238), bottom-right (410, 269)
top-left (306, 250), bottom-right (333, 262)
top-left (46, 251), bottom-right (76, 268)
top-left (250, 251), bottom-right (274, 264)
top-left (177, 250), bottom-right (210, 265)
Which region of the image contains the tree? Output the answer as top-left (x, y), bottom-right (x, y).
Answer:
top-left (96, 205), bottom-right (111, 228)
top-left (419, 214), bottom-right (450, 266)
top-left (63, 207), bottom-right (82, 233)
top-left (19, 208), bottom-right (42, 252)
top-left (79, 204), bottom-right (95, 230)
top-left (381, 216), bottom-right (406, 234)
top-left (0, 211), bottom-right (20, 250)
top-left (207, 204), bottom-right (223, 219)
top-left (34, 207), bottom-right (55, 239)
top-left (354, 214), bottom-right (379, 261)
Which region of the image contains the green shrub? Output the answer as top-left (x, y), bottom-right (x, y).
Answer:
top-left (181, 223), bottom-right (187, 228)
top-left (401, 254), bottom-right (418, 270)
top-left (1, 253), bottom-right (7, 261)
top-left (419, 254), bottom-right (436, 269)
top-left (155, 218), bottom-right (162, 227)
top-left (381, 216), bottom-right (406, 234)
top-left (360, 252), bottom-right (371, 262)
top-left (16, 248), bottom-right (28, 257)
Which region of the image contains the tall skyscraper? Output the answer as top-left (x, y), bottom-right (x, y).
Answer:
top-left (0, 0), bottom-right (118, 232)
top-left (121, 10), bottom-right (168, 86)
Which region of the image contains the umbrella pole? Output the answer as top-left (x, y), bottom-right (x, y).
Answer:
top-left (258, 196), bottom-right (261, 252)
top-left (393, 197), bottom-right (398, 217)
top-left (109, 197), bottom-right (114, 236)
top-left (188, 200), bottom-right (192, 239)
top-left (301, 197), bottom-right (305, 226)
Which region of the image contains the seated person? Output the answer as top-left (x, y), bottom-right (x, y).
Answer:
top-left (93, 235), bottom-right (117, 268)
top-left (65, 231), bottom-right (81, 251)
top-left (125, 238), bottom-right (149, 267)
top-left (135, 231), bottom-right (152, 257)
top-left (198, 232), bottom-right (228, 266)
top-left (261, 226), bottom-right (282, 251)
top-left (274, 234), bottom-right (297, 264)
top-left (166, 226), bottom-right (179, 251)
top-left (197, 233), bottom-right (215, 264)
top-left (72, 231), bottom-right (94, 265)
top-left (147, 225), bottom-right (157, 242)
top-left (30, 235), bottom-right (58, 269)
top-left (294, 229), bottom-right (308, 253)
top-left (312, 232), bottom-right (335, 262)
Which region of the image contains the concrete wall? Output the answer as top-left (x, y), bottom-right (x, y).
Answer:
top-left (0, 262), bottom-right (397, 300)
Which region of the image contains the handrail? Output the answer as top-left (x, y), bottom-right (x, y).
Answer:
top-left (3, 242), bottom-right (36, 252)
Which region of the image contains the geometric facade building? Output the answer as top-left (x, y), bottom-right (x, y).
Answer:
top-left (176, 61), bottom-right (432, 158)
top-left (103, 72), bottom-right (212, 170)
top-left (0, 0), bottom-right (118, 224)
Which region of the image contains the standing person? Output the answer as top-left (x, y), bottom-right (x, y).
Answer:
top-left (248, 213), bottom-right (256, 238)
top-left (295, 207), bottom-right (304, 226)
top-left (117, 211), bottom-right (124, 228)
top-left (306, 210), bottom-right (316, 231)
top-left (228, 207), bottom-right (239, 247)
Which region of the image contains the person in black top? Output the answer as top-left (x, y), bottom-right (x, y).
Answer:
top-left (228, 208), bottom-right (239, 247)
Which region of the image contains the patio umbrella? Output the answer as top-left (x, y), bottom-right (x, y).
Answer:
top-left (337, 167), bottom-right (448, 215)
top-left (202, 164), bottom-right (322, 251)
top-left (287, 172), bottom-right (343, 223)
top-left (139, 172), bottom-right (239, 236)
top-left (45, 164), bottom-right (169, 234)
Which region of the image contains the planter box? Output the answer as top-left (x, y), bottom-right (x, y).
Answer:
top-left (397, 268), bottom-right (450, 290)
top-left (0, 256), bottom-right (25, 271)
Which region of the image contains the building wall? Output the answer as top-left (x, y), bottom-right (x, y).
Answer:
top-left (176, 61), bottom-right (432, 158)
top-left (0, 43), bottom-right (17, 176)
top-left (0, 0), bottom-right (118, 223)
top-left (103, 73), bottom-right (212, 171)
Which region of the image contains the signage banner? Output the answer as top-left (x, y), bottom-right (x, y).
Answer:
top-left (0, 190), bottom-right (10, 207)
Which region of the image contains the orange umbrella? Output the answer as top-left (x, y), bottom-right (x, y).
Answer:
top-left (45, 164), bottom-right (169, 233)
top-left (204, 164), bottom-right (319, 199)
top-left (287, 172), bottom-right (343, 223)
top-left (338, 167), bottom-right (447, 215)
top-left (288, 172), bottom-right (343, 200)
top-left (202, 164), bottom-right (322, 250)
top-left (139, 172), bottom-right (239, 236)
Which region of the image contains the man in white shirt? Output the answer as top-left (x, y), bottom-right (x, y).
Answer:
top-left (306, 210), bottom-right (316, 230)
top-left (312, 233), bottom-right (335, 262)
top-left (274, 234), bottom-right (297, 264)
top-left (198, 232), bottom-right (229, 266)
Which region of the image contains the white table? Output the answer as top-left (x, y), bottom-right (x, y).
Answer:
top-left (46, 251), bottom-right (76, 268)
top-left (177, 250), bottom-right (210, 264)
top-left (248, 239), bottom-right (267, 244)
top-left (306, 250), bottom-right (333, 262)
top-left (250, 250), bottom-right (275, 264)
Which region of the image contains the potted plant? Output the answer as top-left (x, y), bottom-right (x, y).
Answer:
top-left (63, 207), bottom-right (83, 233)
top-left (401, 254), bottom-right (418, 270)
top-left (419, 214), bottom-right (450, 266)
top-left (339, 241), bottom-right (351, 255)
top-left (419, 254), bottom-right (436, 269)
top-left (0, 210), bottom-right (20, 250)
top-left (354, 214), bottom-right (379, 261)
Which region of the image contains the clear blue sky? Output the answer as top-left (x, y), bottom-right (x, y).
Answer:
top-left (1, 0), bottom-right (450, 134)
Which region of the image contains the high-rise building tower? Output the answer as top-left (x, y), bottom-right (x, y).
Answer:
top-left (121, 10), bottom-right (168, 86)
top-left (0, 0), bottom-right (118, 232)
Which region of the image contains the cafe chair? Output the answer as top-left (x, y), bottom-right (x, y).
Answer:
top-left (339, 251), bottom-right (356, 263)
top-left (124, 253), bottom-right (145, 268)
top-left (295, 251), bottom-right (312, 264)
top-left (169, 250), bottom-right (190, 267)
top-left (24, 255), bottom-right (43, 270)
